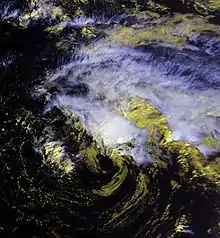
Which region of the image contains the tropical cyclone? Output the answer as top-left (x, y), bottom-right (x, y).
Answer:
top-left (0, 0), bottom-right (220, 237)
